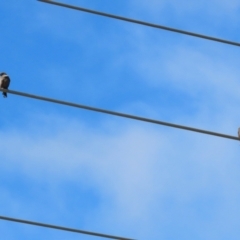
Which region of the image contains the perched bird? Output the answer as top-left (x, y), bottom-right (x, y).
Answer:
top-left (0, 72), bottom-right (10, 98)
top-left (238, 128), bottom-right (240, 139)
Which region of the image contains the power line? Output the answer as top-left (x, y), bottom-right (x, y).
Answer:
top-left (1, 88), bottom-right (239, 141)
top-left (0, 215), bottom-right (134, 240)
top-left (38, 0), bottom-right (240, 47)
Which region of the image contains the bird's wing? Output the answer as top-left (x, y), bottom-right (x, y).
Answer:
top-left (2, 76), bottom-right (10, 89)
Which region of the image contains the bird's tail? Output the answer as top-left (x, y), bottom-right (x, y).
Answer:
top-left (3, 92), bottom-right (7, 98)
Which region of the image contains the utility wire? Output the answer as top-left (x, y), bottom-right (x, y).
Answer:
top-left (38, 0), bottom-right (240, 47)
top-left (1, 88), bottom-right (239, 141)
top-left (0, 215), bottom-right (134, 240)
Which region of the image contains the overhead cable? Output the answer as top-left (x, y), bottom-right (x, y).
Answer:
top-left (0, 215), bottom-right (134, 240)
top-left (38, 0), bottom-right (240, 47)
top-left (1, 88), bottom-right (239, 141)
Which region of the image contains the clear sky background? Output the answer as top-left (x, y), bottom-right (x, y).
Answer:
top-left (1, 0), bottom-right (240, 239)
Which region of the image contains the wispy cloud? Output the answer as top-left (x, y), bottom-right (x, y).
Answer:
top-left (0, 112), bottom-right (239, 239)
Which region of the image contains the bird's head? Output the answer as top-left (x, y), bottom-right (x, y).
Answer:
top-left (0, 72), bottom-right (7, 76)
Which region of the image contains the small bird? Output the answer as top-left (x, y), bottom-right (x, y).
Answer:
top-left (238, 128), bottom-right (240, 139)
top-left (0, 72), bottom-right (10, 98)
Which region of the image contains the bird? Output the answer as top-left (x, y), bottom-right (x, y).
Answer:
top-left (0, 72), bottom-right (10, 98)
top-left (238, 128), bottom-right (240, 139)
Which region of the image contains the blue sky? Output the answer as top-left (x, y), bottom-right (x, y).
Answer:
top-left (1, 0), bottom-right (240, 239)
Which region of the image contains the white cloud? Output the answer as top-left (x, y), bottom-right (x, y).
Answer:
top-left (125, 35), bottom-right (240, 113)
top-left (1, 1), bottom-right (240, 239)
top-left (0, 111), bottom-right (239, 239)
top-left (130, 0), bottom-right (240, 18)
